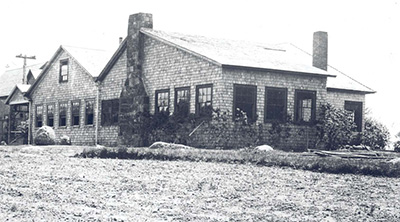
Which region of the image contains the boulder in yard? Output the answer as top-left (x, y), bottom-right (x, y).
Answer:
top-left (149, 141), bottom-right (193, 150)
top-left (255, 145), bottom-right (274, 152)
top-left (60, 135), bottom-right (71, 145)
top-left (389, 158), bottom-right (400, 164)
top-left (0, 141), bottom-right (6, 146)
top-left (34, 126), bottom-right (56, 145)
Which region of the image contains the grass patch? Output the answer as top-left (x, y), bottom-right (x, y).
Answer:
top-left (75, 147), bottom-right (400, 178)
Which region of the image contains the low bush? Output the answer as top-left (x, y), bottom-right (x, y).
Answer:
top-left (362, 117), bottom-right (390, 150)
top-left (76, 146), bottom-right (400, 178)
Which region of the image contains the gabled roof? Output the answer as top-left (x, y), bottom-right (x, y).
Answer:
top-left (26, 45), bottom-right (114, 97)
top-left (5, 84), bottom-right (31, 105)
top-left (62, 45), bottom-right (114, 78)
top-left (0, 63), bottom-right (44, 97)
top-left (141, 28), bottom-right (335, 78)
top-left (96, 38), bottom-right (127, 82)
top-left (284, 43), bottom-right (375, 94)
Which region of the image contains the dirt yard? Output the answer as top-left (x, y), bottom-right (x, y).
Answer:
top-left (0, 145), bottom-right (400, 221)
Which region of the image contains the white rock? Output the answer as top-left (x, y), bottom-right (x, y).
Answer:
top-left (255, 145), bottom-right (274, 152)
top-left (389, 158), bottom-right (400, 164)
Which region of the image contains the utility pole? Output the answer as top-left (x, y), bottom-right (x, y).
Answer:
top-left (16, 54), bottom-right (36, 84)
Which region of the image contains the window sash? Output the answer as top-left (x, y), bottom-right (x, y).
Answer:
top-left (59, 60), bottom-right (69, 82)
top-left (234, 84), bottom-right (257, 122)
top-left (85, 99), bottom-right (95, 125)
top-left (196, 84), bottom-right (213, 116)
top-left (36, 105), bottom-right (43, 127)
top-left (175, 87), bottom-right (190, 116)
top-left (265, 87), bottom-right (287, 122)
top-left (59, 102), bottom-right (68, 127)
top-left (155, 89), bottom-right (170, 113)
top-left (345, 101), bottom-right (363, 132)
top-left (71, 100), bottom-right (80, 126)
top-left (47, 104), bottom-right (54, 127)
top-left (295, 90), bottom-right (316, 123)
top-left (101, 99), bottom-right (119, 126)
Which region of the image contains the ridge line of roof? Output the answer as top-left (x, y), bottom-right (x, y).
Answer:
top-left (140, 28), bottom-right (222, 67)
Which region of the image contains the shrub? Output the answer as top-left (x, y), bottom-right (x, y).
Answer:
top-left (34, 126), bottom-right (56, 145)
top-left (362, 117), bottom-right (390, 150)
top-left (392, 132), bottom-right (400, 152)
top-left (316, 104), bottom-right (357, 150)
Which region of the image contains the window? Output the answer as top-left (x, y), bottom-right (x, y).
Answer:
top-left (71, 100), bottom-right (80, 126)
top-left (59, 102), bottom-right (68, 127)
top-left (295, 90), bottom-right (316, 123)
top-left (101, 99), bottom-right (119, 126)
top-left (196, 84), bottom-right (213, 116)
top-left (233, 84), bottom-right (257, 122)
top-left (47, 104), bottom-right (54, 127)
top-left (85, 99), bottom-right (95, 125)
top-left (59, 59), bottom-right (69, 82)
top-left (174, 87), bottom-right (190, 117)
top-left (36, 105), bottom-right (43, 127)
top-left (345, 101), bottom-right (363, 132)
top-left (155, 89), bottom-right (170, 114)
top-left (265, 87), bottom-right (287, 122)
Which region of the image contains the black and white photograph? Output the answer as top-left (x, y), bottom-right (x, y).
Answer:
top-left (0, 0), bottom-right (399, 221)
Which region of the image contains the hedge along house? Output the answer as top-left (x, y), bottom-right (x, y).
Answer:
top-left (0, 63), bottom-right (44, 144)
top-left (98, 13), bottom-right (374, 149)
top-left (25, 45), bottom-right (115, 145)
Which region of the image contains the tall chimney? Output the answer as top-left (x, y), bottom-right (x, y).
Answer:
top-left (312, 31), bottom-right (328, 71)
top-left (119, 13), bottom-right (153, 146)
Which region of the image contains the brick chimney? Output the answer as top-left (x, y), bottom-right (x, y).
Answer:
top-left (119, 13), bottom-right (153, 146)
top-left (312, 31), bottom-right (328, 71)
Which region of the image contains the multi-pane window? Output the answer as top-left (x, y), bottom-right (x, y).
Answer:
top-left (345, 101), bottom-right (363, 132)
top-left (47, 104), bottom-right (54, 127)
top-left (59, 102), bottom-right (68, 127)
top-left (174, 87), bottom-right (190, 117)
top-left (59, 59), bottom-right (69, 82)
top-left (36, 105), bottom-right (43, 127)
top-left (265, 87), bottom-right (287, 122)
top-left (196, 84), bottom-right (213, 116)
top-left (155, 89), bottom-right (170, 114)
top-left (233, 84), bottom-right (257, 122)
top-left (85, 99), bottom-right (95, 125)
top-left (101, 99), bottom-right (119, 126)
top-left (71, 100), bottom-right (80, 126)
top-left (295, 90), bottom-right (316, 123)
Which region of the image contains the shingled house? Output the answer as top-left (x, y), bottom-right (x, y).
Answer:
top-left (0, 63), bottom-right (44, 143)
top-left (25, 13), bottom-right (374, 148)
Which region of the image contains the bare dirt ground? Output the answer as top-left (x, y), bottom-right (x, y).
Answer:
top-left (0, 145), bottom-right (400, 221)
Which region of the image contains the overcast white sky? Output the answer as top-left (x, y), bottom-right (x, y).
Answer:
top-left (0, 0), bottom-right (399, 140)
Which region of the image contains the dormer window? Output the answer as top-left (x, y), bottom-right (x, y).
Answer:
top-left (59, 59), bottom-right (69, 82)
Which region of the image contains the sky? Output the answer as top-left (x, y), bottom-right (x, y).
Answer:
top-left (0, 0), bottom-right (399, 141)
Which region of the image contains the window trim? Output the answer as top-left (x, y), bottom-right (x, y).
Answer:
top-left (46, 103), bottom-right (55, 127)
top-left (58, 101), bottom-right (68, 127)
top-left (71, 100), bottom-right (81, 127)
top-left (85, 99), bottom-right (95, 126)
top-left (233, 84), bottom-right (257, 122)
top-left (155, 89), bottom-right (170, 114)
top-left (344, 100), bottom-right (363, 132)
top-left (174, 86), bottom-right (190, 116)
top-left (59, 59), bottom-right (69, 83)
top-left (264, 86), bottom-right (288, 123)
top-left (195, 84), bottom-right (213, 116)
top-left (35, 104), bottom-right (43, 128)
top-left (294, 89), bottom-right (317, 124)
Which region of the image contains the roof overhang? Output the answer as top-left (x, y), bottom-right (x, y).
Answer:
top-left (222, 64), bottom-right (336, 78)
top-left (327, 87), bottom-right (376, 94)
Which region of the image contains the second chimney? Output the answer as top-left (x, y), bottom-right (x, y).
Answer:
top-left (312, 31), bottom-right (328, 71)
